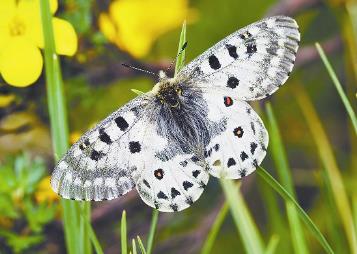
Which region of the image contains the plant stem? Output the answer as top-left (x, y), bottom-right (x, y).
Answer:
top-left (146, 209), bottom-right (159, 254)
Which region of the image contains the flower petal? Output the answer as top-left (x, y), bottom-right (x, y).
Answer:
top-left (0, 0), bottom-right (16, 23)
top-left (98, 13), bottom-right (117, 43)
top-left (52, 18), bottom-right (78, 56)
top-left (0, 38), bottom-right (43, 87)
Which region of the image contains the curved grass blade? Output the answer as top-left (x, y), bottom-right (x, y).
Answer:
top-left (265, 103), bottom-right (308, 254)
top-left (257, 166), bottom-right (334, 254)
top-left (315, 42), bottom-right (357, 134)
top-left (201, 202), bottom-right (229, 254)
top-left (220, 179), bottom-right (265, 254)
top-left (295, 84), bottom-right (357, 253)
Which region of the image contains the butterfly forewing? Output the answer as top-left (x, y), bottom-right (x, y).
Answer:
top-left (178, 16), bottom-right (300, 100)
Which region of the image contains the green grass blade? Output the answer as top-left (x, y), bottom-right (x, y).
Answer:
top-left (137, 236), bottom-right (147, 254)
top-left (121, 210), bottom-right (128, 254)
top-left (265, 235), bottom-right (280, 254)
top-left (201, 202), bottom-right (229, 254)
top-left (295, 84), bottom-right (357, 253)
top-left (39, 1), bottom-right (81, 253)
top-left (174, 21), bottom-right (187, 76)
top-left (132, 239), bottom-right (138, 254)
top-left (146, 209), bottom-right (159, 254)
top-left (87, 221), bottom-right (104, 254)
top-left (265, 103), bottom-right (308, 254)
top-left (257, 166), bottom-right (334, 254)
top-left (220, 179), bottom-right (265, 254)
top-left (315, 42), bottom-right (357, 134)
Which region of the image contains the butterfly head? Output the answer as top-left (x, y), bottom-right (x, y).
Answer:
top-left (152, 76), bottom-right (183, 108)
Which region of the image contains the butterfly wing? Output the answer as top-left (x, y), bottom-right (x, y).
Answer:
top-left (51, 95), bottom-right (153, 201)
top-left (200, 90), bottom-right (268, 179)
top-left (136, 153), bottom-right (209, 212)
top-left (178, 16), bottom-right (300, 101)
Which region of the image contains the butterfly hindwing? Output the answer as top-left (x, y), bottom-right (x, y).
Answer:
top-left (201, 91), bottom-right (268, 179)
top-left (178, 16), bottom-right (300, 100)
top-left (136, 153), bottom-right (209, 212)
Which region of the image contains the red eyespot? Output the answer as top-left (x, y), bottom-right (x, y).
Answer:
top-left (224, 96), bottom-right (233, 107)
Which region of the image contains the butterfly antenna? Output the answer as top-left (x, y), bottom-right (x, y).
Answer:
top-left (122, 63), bottom-right (158, 77)
top-left (166, 41), bottom-right (188, 73)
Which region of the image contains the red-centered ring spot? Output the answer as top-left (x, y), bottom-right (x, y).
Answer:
top-left (224, 96), bottom-right (233, 107)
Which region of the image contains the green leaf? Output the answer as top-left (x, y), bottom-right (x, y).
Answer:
top-left (315, 42), bottom-right (357, 134)
top-left (257, 166), bottom-right (334, 254)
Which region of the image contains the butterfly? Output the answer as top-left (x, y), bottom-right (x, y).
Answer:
top-left (51, 16), bottom-right (300, 212)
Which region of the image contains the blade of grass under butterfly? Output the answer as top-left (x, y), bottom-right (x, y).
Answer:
top-left (265, 235), bottom-right (280, 254)
top-left (137, 236), bottom-right (147, 254)
top-left (257, 166), bottom-right (334, 254)
top-left (146, 209), bottom-right (158, 254)
top-left (315, 43), bottom-right (357, 134)
top-left (220, 179), bottom-right (265, 254)
top-left (39, 1), bottom-right (83, 253)
top-left (295, 84), bottom-right (357, 253)
top-left (201, 202), bottom-right (229, 254)
top-left (121, 210), bottom-right (128, 254)
top-left (132, 239), bottom-right (138, 254)
top-left (87, 219), bottom-right (104, 254)
top-left (265, 102), bottom-right (308, 254)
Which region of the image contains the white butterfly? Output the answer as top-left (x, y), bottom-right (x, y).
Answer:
top-left (51, 16), bottom-right (300, 212)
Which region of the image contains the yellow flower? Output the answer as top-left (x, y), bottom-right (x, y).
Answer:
top-left (35, 176), bottom-right (58, 204)
top-left (0, 0), bottom-right (78, 87)
top-left (99, 0), bottom-right (197, 58)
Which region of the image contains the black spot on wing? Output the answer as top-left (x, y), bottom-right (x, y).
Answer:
top-left (208, 55), bottom-right (221, 70)
top-left (227, 77), bottom-right (239, 89)
top-left (192, 170), bottom-right (201, 178)
top-left (170, 203), bottom-right (178, 212)
top-left (157, 191), bottom-right (168, 200)
top-left (115, 116), bottom-right (129, 131)
top-left (129, 141), bottom-right (141, 153)
top-left (225, 44), bottom-right (238, 59)
top-left (240, 151), bottom-right (248, 161)
top-left (143, 179), bottom-right (151, 189)
top-left (250, 142), bottom-right (258, 154)
top-left (99, 128), bottom-right (112, 144)
top-left (90, 150), bottom-right (104, 161)
top-left (247, 44), bottom-right (257, 54)
top-left (227, 158), bottom-right (236, 167)
top-left (171, 188), bottom-right (181, 199)
top-left (183, 181), bottom-right (193, 191)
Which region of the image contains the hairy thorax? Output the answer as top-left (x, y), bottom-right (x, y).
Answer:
top-left (150, 73), bottom-right (217, 157)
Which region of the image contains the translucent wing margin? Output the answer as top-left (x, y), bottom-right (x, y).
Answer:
top-left (178, 16), bottom-right (300, 101)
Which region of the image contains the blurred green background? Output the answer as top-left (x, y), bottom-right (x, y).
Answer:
top-left (0, 0), bottom-right (356, 253)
